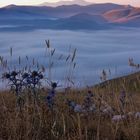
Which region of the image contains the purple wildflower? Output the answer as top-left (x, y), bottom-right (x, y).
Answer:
top-left (83, 90), bottom-right (94, 111)
top-left (46, 82), bottom-right (57, 110)
top-left (119, 90), bottom-right (126, 112)
top-left (67, 99), bottom-right (76, 110)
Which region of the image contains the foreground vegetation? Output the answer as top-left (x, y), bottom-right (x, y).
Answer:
top-left (0, 71), bottom-right (140, 140)
top-left (0, 41), bottom-right (140, 140)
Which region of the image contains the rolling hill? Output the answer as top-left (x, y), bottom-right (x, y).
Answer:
top-left (103, 7), bottom-right (140, 26)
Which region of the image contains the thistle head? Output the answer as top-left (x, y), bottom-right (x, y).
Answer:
top-left (3, 72), bottom-right (11, 79)
top-left (22, 73), bottom-right (29, 79)
top-left (120, 90), bottom-right (126, 98)
top-left (39, 74), bottom-right (43, 79)
top-left (51, 82), bottom-right (57, 89)
top-left (11, 71), bottom-right (18, 77)
top-left (31, 71), bottom-right (38, 78)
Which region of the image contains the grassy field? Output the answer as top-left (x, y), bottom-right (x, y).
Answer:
top-left (0, 71), bottom-right (140, 140)
top-left (0, 41), bottom-right (140, 140)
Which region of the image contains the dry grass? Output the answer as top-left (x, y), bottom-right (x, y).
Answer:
top-left (0, 78), bottom-right (140, 140)
top-left (0, 41), bottom-right (140, 140)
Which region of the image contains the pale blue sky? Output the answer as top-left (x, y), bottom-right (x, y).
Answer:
top-left (0, 0), bottom-right (139, 7)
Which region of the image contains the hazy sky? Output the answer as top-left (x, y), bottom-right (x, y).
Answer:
top-left (0, 0), bottom-right (140, 7)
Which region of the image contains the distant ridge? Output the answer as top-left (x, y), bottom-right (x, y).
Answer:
top-left (103, 7), bottom-right (140, 26)
top-left (0, 3), bottom-right (126, 18)
top-left (39, 0), bottom-right (92, 7)
top-left (66, 13), bottom-right (107, 23)
top-left (4, 4), bottom-right (17, 9)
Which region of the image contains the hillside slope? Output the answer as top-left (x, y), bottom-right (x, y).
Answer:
top-left (95, 71), bottom-right (140, 92)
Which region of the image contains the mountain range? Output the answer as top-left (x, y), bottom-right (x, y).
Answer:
top-left (0, 3), bottom-right (140, 31)
top-left (40, 0), bottom-right (91, 7)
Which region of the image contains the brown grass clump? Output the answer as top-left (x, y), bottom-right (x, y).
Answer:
top-left (0, 82), bottom-right (140, 140)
